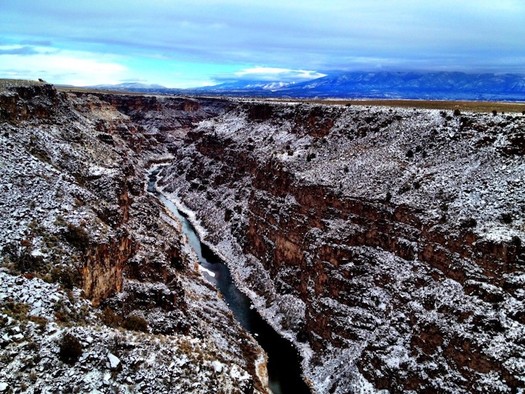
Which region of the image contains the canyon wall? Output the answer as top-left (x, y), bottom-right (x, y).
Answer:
top-left (0, 82), bottom-right (266, 393)
top-left (2, 80), bottom-right (524, 393)
top-left (157, 101), bottom-right (525, 393)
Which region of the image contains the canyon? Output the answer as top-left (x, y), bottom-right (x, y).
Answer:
top-left (1, 80), bottom-right (524, 393)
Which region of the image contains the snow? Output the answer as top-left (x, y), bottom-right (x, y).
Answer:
top-left (199, 265), bottom-right (216, 278)
top-left (0, 85), bottom-right (268, 393)
top-left (107, 353), bottom-right (121, 369)
top-left (230, 364), bottom-right (250, 381)
top-left (211, 360), bottom-right (224, 373)
top-left (158, 99), bottom-right (525, 393)
top-left (4, 82), bottom-right (524, 392)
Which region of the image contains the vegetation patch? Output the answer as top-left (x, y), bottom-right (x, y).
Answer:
top-left (1, 300), bottom-right (30, 321)
top-left (122, 315), bottom-right (149, 332)
top-left (58, 332), bottom-right (83, 365)
top-left (50, 266), bottom-right (82, 290)
top-left (99, 307), bottom-right (123, 328)
top-left (62, 223), bottom-right (90, 250)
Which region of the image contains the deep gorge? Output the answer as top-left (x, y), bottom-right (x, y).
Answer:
top-left (1, 81), bottom-right (524, 393)
top-left (148, 167), bottom-right (310, 393)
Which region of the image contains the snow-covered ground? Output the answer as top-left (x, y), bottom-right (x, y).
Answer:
top-left (3, 80), bottom-right (524, 393)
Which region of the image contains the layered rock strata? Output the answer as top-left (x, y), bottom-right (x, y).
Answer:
top-left (2, 80), bottom-right (524, 393)
top-left (157, 102), bottom-right (525, 393)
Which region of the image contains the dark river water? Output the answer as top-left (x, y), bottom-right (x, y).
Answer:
top-left (148, 169), bottom-right (310, 394)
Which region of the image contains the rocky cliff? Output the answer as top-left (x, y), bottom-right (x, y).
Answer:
top-left (1, 80), bottom-right (524, 393)
top-left (157, 102), bottom-right (525, 393)
top-left (0, 81), bottom-right (267, 393)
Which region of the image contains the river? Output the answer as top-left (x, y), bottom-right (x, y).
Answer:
top-left (148, 168), bottom-right (310, 394)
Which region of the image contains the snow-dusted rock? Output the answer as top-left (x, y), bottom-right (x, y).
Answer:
top-left (211, 360), bottom-right (224, 373)
top-left (160, 100), bottom-right (525, 393)
top-left (5, 80), bottom-right (523, 393)
top-left (0, 82), bottom-right (267, 394)
top-left (107, 353), bottom-right (120, 370)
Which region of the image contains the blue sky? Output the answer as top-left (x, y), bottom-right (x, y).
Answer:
top-left (1, 0), bottom-right (524, 87)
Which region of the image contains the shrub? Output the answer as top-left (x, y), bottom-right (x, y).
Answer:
top-left (29, 315), bottom-right (49, 329)
top-left (306, 152), bottom-right (316, 162)
top-left (63, 223), bottom-right (90, 250)
top-left (461, 218), bottom-right (477, 228)
top-left (50, 266), bottom-right (82, 289)
top-left (2, 244), bottom-right (44, 274)
top-left (54, 300), bottom-right (76, 325)
top-left (123, 315), bottom-right (148, 332)
top-left (1, 301), bottom-right (30, 320)
top-left (59, 333), bottom-right (83, 365)
top-left (500, 213), bottom-right (513, 224)
top-left (100, 307), bottom-right (123, 328)
top-left (453, 109), bottom-right (461, 116)
top-left (224, 208), bottom-right (233, 222)
top-left (511, 236), bottom-right (522, 249)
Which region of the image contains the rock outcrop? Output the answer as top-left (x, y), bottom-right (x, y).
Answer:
top-left (0, 82), bottom-right (266, 393)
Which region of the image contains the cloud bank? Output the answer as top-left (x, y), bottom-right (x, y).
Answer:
top-left (231, 67), bottom-right (326, 82)
top-left (1, 0), bottom-right (524, 87)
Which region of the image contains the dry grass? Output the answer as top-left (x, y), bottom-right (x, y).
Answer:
top-left (269, 98), bottom-right (525, 114)
top-left (57, 86), bottom-right (155, 96)
top-left (0, 78), bottom-right (46, 90)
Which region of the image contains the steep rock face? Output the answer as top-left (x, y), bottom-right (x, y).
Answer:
top-left (0, 82), bottom-right (267, 393)
top-left (82, 234), bottom-right (133, 305)
top-left (0, 81), bottom-right (61, 122)
top-left (159, 102), bottom-right (525, 393)
top-left (72, 91), bottom-right (235, 155)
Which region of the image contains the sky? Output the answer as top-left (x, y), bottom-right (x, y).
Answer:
top-left (1, 0), bottom-right (524, 88)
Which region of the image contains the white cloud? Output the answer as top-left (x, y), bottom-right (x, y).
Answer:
top-left (0, 45), bottom-right (127, 86)
top-left (234, 66), bottom-right (325, 81)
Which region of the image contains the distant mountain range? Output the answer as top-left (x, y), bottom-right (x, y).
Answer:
top-left (91, 71), bottom-right (525, 101)
top-left (90, 82), bottom-right (170, 93)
